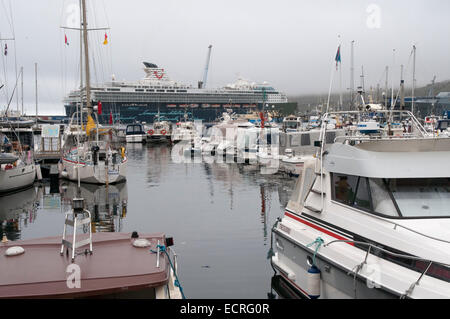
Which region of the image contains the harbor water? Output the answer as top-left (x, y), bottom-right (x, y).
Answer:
top-left (0, 143), bottom-right (296, 299)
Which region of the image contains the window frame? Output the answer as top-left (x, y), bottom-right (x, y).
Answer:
top-left (330, 173), bottom-right (450, 219)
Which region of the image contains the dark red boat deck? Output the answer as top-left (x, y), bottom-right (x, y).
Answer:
top-left (0, 232), bottom-right (170, 298)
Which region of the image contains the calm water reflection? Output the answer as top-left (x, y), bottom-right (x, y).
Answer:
top-left (0, 143), bottom-right (296, 298)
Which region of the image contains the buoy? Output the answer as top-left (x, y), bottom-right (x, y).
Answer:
top-left (133, 238), bottom-right (151, 248)
top-left (148, 129), bottom-right (154, 135)
top-left (307, 265), bottom-right (321, 299)
top-left (161, 129), bottom-right (167, 135)
top-left (61, 170), bottom-right (68, 178)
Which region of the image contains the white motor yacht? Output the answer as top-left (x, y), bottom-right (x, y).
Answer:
top-left (147, 120), bottom-right (172, 143)
top-left (125, 123), bottom-right (147, 143)
top-left (271, 110), bottom-right (450, 299)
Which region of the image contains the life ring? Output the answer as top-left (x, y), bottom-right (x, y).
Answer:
top-left (148, 129), bottom-right (154, 135)
top-left (161, 129), bottom-right (167, 135)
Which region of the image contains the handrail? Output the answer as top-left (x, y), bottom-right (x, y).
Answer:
top-left (324, 239), bottom-right (450, 268)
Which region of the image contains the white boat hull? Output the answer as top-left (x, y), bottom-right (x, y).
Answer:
top-left (272, 229), bottom-right (397, 299)
top-left (0, 164), bottom-right (36, 194)
top-left (126, 134), bottom-right (146, 143)
top-left (60, 158), bottom-right (127, 184)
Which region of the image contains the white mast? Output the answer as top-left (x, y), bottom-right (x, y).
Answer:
top-left (35, 63), bottom-right (38, 126)
top-left (384, 65), bottom-right (388, 109)
top-left (81, 0), bottom-right (92, 116)
top-left (412, 45), bottom-right (416, 115)
top-left (20, 66), bottom-right (23, 115)
top-left (350, 40), bottom-right (355, 110)
top-left (391, 49), bottom-right (395, 109)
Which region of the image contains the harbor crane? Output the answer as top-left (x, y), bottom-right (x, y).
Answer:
top-left (198, 45), bottom-right (212, 89)
top-left (428, 75), bottom-right (436, 97)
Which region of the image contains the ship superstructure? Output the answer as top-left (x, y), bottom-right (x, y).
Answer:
top-left (64, 62), bottom-right (288, 123)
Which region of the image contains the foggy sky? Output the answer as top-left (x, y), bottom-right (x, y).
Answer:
top-left (1, 0), bottom-right (449, 115)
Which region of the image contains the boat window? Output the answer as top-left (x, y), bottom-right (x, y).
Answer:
top-left (369, 179), bottom-right (399, 217)
top-left (290, 134), bottom-right (300, 147)
top-left (325, 131), bottom-right (336, 144)
top-left (279, 133), bottom-right (286, 147)
top-left (387, 178), bottom-right (450, 218)
top-left (333, 173), bottom-right (358, 206)
top-left (354, 177), bottom-right (372, 211)
top-left (301, 134), bottom-right (310, 146)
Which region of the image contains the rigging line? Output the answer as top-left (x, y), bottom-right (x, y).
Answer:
top-left (1, 0), bottom-right (13, 31)
top-left (8, 0), bottom-right (19, 113)
top-left (91, 1), bottom-right (102, 84)
top-left (93, 2), bottom-right (107, 83)
top-left (0, 36), bottom-right (9, 106)
top-left (101, 0), bottom-right (113, 77)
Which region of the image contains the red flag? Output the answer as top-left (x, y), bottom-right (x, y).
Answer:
top-left (109, 111), bottom-right (113, 125)
top-left (259, 111), bottom-right (265, 128)
top-left (64, 34), bottom-right (69, 46)
top-left (97, 101), bottom-right (102, 115)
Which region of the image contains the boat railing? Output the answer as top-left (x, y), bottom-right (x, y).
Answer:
top-left (333, 134), bottom-right (436, 144)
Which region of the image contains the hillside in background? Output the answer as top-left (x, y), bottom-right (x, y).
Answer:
top-left (288, 79), bottom-right (450, 114)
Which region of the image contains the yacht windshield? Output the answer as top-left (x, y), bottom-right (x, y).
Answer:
top-left (387, 178), bottom-right (450, 217)
top-left (332, 173), bottom-right (450, 218)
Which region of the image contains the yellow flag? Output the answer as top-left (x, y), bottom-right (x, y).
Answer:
top-left (103, 33), bottom-right (108, 45)
top-left (86, 115), bottom-right (96, 136)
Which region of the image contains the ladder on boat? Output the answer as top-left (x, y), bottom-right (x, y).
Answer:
top-left (60, 198), bottom-right (93, 262)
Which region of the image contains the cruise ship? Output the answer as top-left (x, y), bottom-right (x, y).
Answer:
top-left (64, 62), bottom-right (289, 123)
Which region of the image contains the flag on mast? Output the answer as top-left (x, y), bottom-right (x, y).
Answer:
top-left (335, 45), bottom-right (341, 70)
top-left (103, 33), bottom-right (108, 45)
top-left (64, 34), bottom-right (69, 46)
top-left (109, 111), bottom-right (113, 125)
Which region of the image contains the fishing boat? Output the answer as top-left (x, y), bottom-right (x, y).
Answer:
top-left (171, 121), bottom-right (197, 144)
top-left (125, 123), bottom-right (146, 143)
top-left (271, 110), bottom-right (450, 299)
top-left (282, 115), bottom-right (304, 133)
top-left (147, 110), bottom-right (172, 144)
top-left (279, 148), bottom-right (311, 177)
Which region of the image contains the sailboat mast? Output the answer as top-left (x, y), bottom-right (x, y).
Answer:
top-left (350, 40), bottom-right (354, 110)
top-left (20, 66), bottom-right (23, 115)
top-left (412, 45), bottom-right (416, 115)
top-left (81, 0), bottom-right (92, 115)
top-left (35, 63), bottom-right (38, 126)
top-left (385, 66), bottom-right (388, 109)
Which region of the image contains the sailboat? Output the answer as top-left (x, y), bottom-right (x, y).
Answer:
top-left (0, 1), bottom-right (183, 299)
top-left (59, 1), bottom-right (126, 185)
top-left (0, 42), bottom-right (36, 194)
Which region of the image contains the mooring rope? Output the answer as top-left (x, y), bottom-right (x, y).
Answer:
top-left (150, 244), bottom-right (186, 299)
